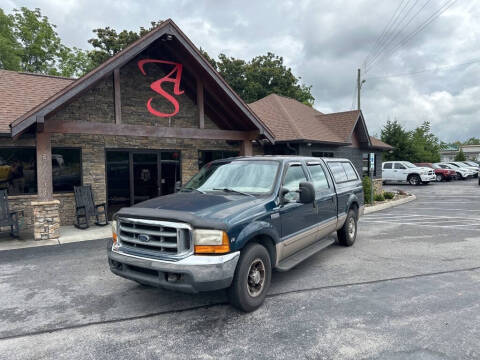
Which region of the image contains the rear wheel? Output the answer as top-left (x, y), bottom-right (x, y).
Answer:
top-left (228, 243), bottom-right (271, 312)
top-left (408, 174), bottom-right (421, 185)
top-left (436, 174), bottom-right (444, 182)
top-left (337, 208), bottom-right (357, 247)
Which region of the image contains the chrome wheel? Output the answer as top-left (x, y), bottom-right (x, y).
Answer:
top-left (347, 217), bottom-right (356, 239)
top-left (436, 174), bottom-right (442, 182)
top-left (247, 258), bottom-right (265, 297)
top-left (409, 175), bottom-right (419, 185)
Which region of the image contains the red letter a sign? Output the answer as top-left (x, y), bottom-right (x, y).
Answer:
top-left (137, 59), bottom-right (184, 117)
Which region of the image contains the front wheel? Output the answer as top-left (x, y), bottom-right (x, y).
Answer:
top-left (228, 243), bottom-right (272, 312)
top-left (337, 208), bottom-right (357, 246)
top-left (408, 174), bottom-right (421, 185)
top-left (436, 174), bottom-right (444, 182)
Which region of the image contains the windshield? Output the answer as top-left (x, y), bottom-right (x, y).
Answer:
top-left (403, 162), bottom-right (416, 168)
top-left (182, 160), bottom-right (280, 194)
top-left (464, 161), bottom-right (477, 166)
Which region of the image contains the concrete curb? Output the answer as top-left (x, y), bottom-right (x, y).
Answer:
top-left (364, 194), bottom-right (416, 215)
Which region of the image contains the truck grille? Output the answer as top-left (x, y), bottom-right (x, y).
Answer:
top-left (117, 217), bottom-right (193, 259)
top-left (428, 170), bottom-right (434, 175)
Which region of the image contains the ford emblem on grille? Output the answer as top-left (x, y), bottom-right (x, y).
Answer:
top-left (138, 234), bottom-right (150, 242)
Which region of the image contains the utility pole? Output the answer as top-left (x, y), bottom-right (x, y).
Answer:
top-left (357, 68), bottom-right (366, 110)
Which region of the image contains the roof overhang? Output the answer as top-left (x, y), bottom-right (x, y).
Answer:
top-left (10, 19), bottom-right (274, 143)
top-left (349, 111), bottom-right (372, 147)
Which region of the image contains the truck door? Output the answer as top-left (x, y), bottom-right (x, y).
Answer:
top-left (306, 162), bottom-right (337, 237)
top-left (279, 162), bottom-right (319, 258)
top-left (382, 162), bottom-right (393, 180)
top-left (393, 162), bottom-right (407, 181)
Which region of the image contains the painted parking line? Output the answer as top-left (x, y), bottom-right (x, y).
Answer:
top-left (360, 219), bottom-right (480, 231)
top-left (394, 208), bottom-right (480, 212)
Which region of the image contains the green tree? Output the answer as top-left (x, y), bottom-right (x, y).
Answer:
top-left (0, 8), bottom-right (21, 70)
top-left (208, 52), bottom-right (314, 105)
top-left (87, 21), bottom-right (163, 69)
top-left (57, 46), bottom-right (91, 78)
top-left (380, 120), bottom-right (412, 161)
top-left (10, 7), bottom-right (63, 74)
top-left (409, 121), bottom-right (441, 163)
top-left (464, 137), bottom-right (480, 145)
top-left (454, 148), bottom-right (467, 161)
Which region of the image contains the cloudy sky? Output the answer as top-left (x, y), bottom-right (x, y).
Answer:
top-left (1, 0), bottom-right (478, 142)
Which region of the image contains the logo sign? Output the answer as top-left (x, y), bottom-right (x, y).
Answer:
top-left (137, 59), bottom-right (184, 118)
top-left (138, 234), bottom-right (150, 242)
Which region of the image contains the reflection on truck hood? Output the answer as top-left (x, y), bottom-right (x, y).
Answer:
top-left (133, 191), bottom-right (266, 222)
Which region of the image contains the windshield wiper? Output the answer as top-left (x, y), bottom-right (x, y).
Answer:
top-left (212, 188), bottom-right (254, 197)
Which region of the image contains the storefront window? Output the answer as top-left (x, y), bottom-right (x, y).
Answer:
top-left (0, 147), bottom-right (37, 195)
top-left (52, 148), bottom-right (82, 192)
top-left (198, 150), bottom-right (239, 168)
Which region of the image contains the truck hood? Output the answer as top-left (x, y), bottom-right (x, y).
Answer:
top-left (115, 191), bottom-right (267, 229)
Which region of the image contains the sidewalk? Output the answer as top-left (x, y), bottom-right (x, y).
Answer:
top-left (0, 225), bottom-right (111, 251)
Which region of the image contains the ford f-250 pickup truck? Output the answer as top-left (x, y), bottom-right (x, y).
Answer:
top-left (108, 156), bottom-right (364, 312)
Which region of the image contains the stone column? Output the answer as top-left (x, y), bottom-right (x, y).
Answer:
top-left (33, 132), bottom-right (61, 241)
top-left (31, 200), bottom-right (60, 241)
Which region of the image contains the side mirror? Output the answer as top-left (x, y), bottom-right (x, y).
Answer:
top-left (299, 182), bottom-right (315, 204)
top-left (174, 180), bottom-right (182, 193)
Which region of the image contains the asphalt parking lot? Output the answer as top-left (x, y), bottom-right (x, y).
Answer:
top-left (0, 179), bottom-right (479, 360)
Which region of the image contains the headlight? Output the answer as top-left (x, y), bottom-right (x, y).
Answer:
top-left (193, 229), bottom-right (230, 254)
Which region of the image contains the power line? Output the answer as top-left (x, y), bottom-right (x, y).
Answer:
top-left (366, 0), bottom-right (420, 69)
top-left (365, 57), bottom-right (480, 80)
top-left (366, 0), bottom-right (459, 71)
top-left (366, 0), bottom-right (434, 72)
top-left (364, 0), bottom-right (409, 65)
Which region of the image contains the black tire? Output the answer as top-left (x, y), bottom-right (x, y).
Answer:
top-left (228, 243), bottom-right (271, 312)
top-left (337, 208), bottom-right (357, 247)
top-left (408, 174), bottom-right (421, 185)
top-left (436, 174), bottom-right (444, 182)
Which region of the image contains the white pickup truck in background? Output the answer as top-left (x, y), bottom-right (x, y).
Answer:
top-left (382, 161), bottom-right (436, 185)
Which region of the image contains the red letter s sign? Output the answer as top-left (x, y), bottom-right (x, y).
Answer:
top-left (137, 59), bottom-right (184, 117)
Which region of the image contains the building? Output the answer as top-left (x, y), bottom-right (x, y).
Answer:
top-left (440, 145), bottom-right (480, 162)
top-left (0, 19), bottom-right (391, 241)
top-left (439, 145), bottom-right (459, 162)
top-left (249, 94), bottom-right (392, 180)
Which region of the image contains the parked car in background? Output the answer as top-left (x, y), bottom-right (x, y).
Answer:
top-left (462, 161), bottom-right (480, 172)
top-left (434, 163), bottom-right (473, 180)
top-left (382, 161), bottom-right (436, 185)
top-left (447, 162), bottom-right (478, 178)
top-left (416, 163), bottom-right (456, 182)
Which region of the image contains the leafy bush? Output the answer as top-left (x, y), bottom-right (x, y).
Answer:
top-left (374, 193), bottom-right (385, 202)
top-left (362, 176), bottom-right (373, 204)
top-left (383, 191), bottom-right (395, 200)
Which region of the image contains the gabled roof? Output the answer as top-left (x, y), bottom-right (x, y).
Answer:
top-left (248, 94), bottom-right (346, 144)
top-left (369, 136), bottom-right (393, 150)
top-left (0, 70), bottom-right (73, 133)
top-left (9, 19), bottom-right (274, 141)
top-left (249, 94), bottom-right (373, 147)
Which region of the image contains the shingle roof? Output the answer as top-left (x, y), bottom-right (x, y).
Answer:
top-left (248, 94), bottom-right (347, 143)
top-left (369, 136), bottom-right (393, 149)
top-left (0, 70), bottom-right (73, 133)
top-left (249, 94), bottom-right (371, 145)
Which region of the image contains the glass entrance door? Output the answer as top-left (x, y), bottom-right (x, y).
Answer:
top-left (133, 153), bottom-right (159, 204)
top-left (106, 150), bottom-right (181, 219)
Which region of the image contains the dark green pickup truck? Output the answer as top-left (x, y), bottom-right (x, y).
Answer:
top-left (108, 156), bottom-right (364, 312)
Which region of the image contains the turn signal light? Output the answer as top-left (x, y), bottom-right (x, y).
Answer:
top-left (194, 231), bottom-right (230, 254)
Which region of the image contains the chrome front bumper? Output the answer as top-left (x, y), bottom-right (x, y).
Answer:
top-left (108, 243), bottom-right (240, 293)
